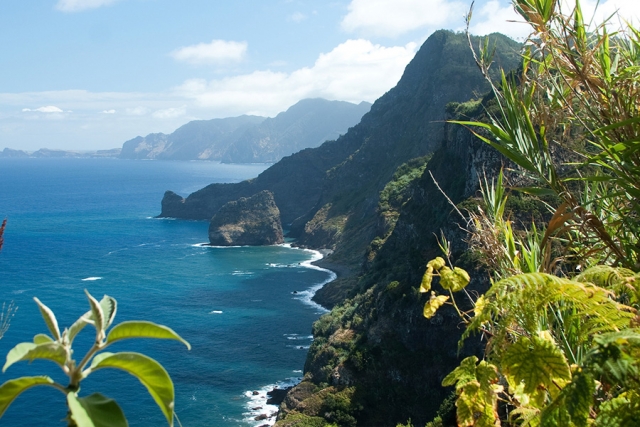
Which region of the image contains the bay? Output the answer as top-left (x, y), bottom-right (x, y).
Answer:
top-left (0, 158), bottom-right (331, 427)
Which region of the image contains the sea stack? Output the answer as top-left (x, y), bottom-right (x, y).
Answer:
top-left (208, 190), bottom-right (284, 246)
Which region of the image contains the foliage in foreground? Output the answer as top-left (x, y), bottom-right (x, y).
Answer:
top-left (0, 291), bottom-right (190, 427)
top-left (420, 0), bottom-right (640, 425)
top-left (421, 255), bottom-right (640, 426)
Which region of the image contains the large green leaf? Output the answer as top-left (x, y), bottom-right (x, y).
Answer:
top-left (89, 352), bottom-right (175, 426)
top-left (503, 336), bottom-right (571, 395)
top-left (106, 321), bottom-right (191, 350)
top-left (67, 392), bottom-right (128, 427)
top-left (0, 376), bottom-right (56, 418)
top-left (33, 297), bottom-right (61, 341)
top-left (3, 342), bottom-right (67, 373)
top-left (442, 356), bottom-right (479, 389)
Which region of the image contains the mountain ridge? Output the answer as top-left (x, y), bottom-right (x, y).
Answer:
top-left (119, 98), bottom-right (370, 163)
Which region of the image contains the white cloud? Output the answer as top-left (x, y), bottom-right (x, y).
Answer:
top-left (22, 106), bottom-right (65, 113)
top-left (125, 106), bottom-right (148, 116)
top-left (171, 40), bottom-right (248, 65)
top-left (464, 0), bottom-right (640, 41)
top-left (152, 106), bottom-right (186, 119)
top-left (175, 39), bottom-right (417, 116)
top-left (467, 1), bottom-right (531, 40)
top-left (288, 12), bottom-right (307, 23)
top-left (55, 0), bottom-right (120, 12)
top-left (102, 109), bottom-right (116, 114)
top-left (341, 0), bottom-right (467, 37)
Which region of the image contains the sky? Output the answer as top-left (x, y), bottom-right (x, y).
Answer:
top-left (0, 0), bottom-right (638, 151)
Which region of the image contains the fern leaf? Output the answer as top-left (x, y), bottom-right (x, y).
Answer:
top-left (502, 336), bottom-right (571, 395)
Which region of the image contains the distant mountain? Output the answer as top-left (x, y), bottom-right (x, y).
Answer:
top-left (220, 99), bottom-right (371, 163)
top-left (118, 98), bottom-right (371, 163)
top-left (119, 115), bottom-right (265, 161)
top-left (0, 147), bottom-right (121, 158)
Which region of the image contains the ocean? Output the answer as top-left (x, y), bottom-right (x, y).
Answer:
top-left (0, 158), bottom-right (333, 427)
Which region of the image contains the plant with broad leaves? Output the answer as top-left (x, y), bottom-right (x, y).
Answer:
top-left (421, 257), bottom-right (640, 426)
top-left (0, 290), bottom-right (190, 427)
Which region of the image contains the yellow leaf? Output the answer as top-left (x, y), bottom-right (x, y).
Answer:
top-left (424, 292), bottom-right (449, 319)
top-left (427, 257), bottom-right (446, 270)
top-left (420, 266), bottom-right (433, 293)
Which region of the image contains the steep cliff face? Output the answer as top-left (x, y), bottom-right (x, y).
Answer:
top-left (293, 32), bottom-right (519, 270)
top-left (208, 190), bottom-right (283, 246)
top-left (276, 111), bottom-right (504, 427)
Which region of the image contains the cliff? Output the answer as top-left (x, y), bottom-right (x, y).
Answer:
top-left (208, 190), bottom-right (283, 246)
top-left (276, 102), bottom-right (505, 426)
top-left (159, 31), bottom-right (520, 262)
top-left (159, 30), bottom-right (522, 426)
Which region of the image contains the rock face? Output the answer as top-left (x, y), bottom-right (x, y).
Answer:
top-left (208, 190), bottom-right (284, 246)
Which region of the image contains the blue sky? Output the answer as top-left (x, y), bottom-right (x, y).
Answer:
top-left (0, 0), bottom-right (637, 151)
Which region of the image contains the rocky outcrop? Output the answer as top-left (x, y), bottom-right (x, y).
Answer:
top-left (208, 190), bottom-right (283, 246)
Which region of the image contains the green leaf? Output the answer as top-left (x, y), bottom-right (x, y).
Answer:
top-left (3, 342), bottom-right (67, 373)
top-left (0, 376), bottom-right (56, 418)
top-left (33, 334), bottom-right (53, 345)
top-left (33, 297), bottom-right (61, 341)
top-left (89, 352), bottom-right (175, 426)
top-left (503, 336), bottom-right (571, 395)
top-left (439, 267), bottom-right (470, 292)
top-left (106, 321), bottom-right (191, 350)
top-left (595, 390), bottom-right (640, 427)
top-left (67, 393), bottom-right (128, 427)
top-left (442, 356), bottom-right (478, 389)
top-left (99, 295), bottom-right (117, 331)
top-left (68, 313), bottom-right (91, 345)
top-left (85, 290), bottom-right (105, 336)
top-left (564, 372), bottom-right (594, 427)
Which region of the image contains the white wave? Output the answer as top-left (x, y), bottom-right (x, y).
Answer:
top-left (284, 334), bottom-right (314, 340)
top-left (243, 377), bottom-right (303, 427)
top-left (231, 270), bottom-right (253, 276)
top-left (209, 310), bottom-right (223, 314)
top-left (81, 277), bottom-right (102, 281)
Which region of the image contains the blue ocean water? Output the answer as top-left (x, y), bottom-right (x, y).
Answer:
top-left (0, 158), bottom-right (332, 427)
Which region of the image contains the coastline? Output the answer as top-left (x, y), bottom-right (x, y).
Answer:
top-left (243, 245), bottom-right (337, 426)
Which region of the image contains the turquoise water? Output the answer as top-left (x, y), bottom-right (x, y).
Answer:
top-left (0, 158), bottom-right (332, 426)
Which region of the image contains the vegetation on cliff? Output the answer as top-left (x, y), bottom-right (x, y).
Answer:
top-left (409, 0), bottom-right (640, 425)
top-left (277, 0), bottom-right (640, 425)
